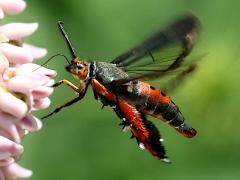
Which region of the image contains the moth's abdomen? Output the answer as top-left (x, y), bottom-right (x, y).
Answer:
top-left (133, 81), bottom-right (197, 138)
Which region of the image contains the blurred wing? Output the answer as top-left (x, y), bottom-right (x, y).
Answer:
top-left (161, 63), bottom-right (197, 94)
top-left (111, 15), bottom-right (200, 85)
top-left (160, 53), bottom-right (206, 93)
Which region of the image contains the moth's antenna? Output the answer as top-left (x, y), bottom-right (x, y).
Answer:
top-left (32, 53), bottom-right (70, 72)
top-left (58, 21), bottom-right (77, 59)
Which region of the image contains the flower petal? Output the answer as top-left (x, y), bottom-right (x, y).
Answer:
top-left (0, 8), bottom-right (4, 19)
top-left (0, 130), bottom-right (10, 142)
top-left (15, 63), bottom-right (57, 78)
top-left (0, 111), bottom-right (20, 143)
top-left (0, 152), bottom-right (11, 161)
top-left (0, 169), bottom-right (5, 180)
top-left (20, 115), bottom-right (42, 132)
top-left (33, 97), bottom-right (51, 110)
top-left (45, 79), bottom-right (55, 87)
top-left (0, 53), bottom-right (9, 81)
top-left (35, 68), bottom-right (57, 78)
top-left (32, 86), bottom-right (53, 99)
top-left (0, 136), bottom-right (23, 158)
top-left (0, 43), bottom-right (33, 64)
top-left (23, 43), bottom-right (47, 60)
top-left (0, 23), bottom-right (38, 40)
top-left (7, 74), bottom-right (50, 94)
top-left (0, 110), bottom-right (19, 123)
top-left (0, 0), bottom-right (26, 15)
top-left (16, 125), bottom-right (26, 139)
top-left (2, 163), bottom-right (32, 179)
top-left (0, 92), bottom-right (27, 118)
top-left (0, 157), bottom-right (14, 166)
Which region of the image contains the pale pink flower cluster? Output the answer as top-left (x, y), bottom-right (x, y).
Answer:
top-left (0, 0), bottom-right (56, 179)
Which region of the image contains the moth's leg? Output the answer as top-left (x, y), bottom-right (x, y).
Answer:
top-left (53, 79), bottom-right (80, 93)
top-left (42, 81), bottom-right (89, 119)
top-left (41, 96), bottom-right (83, 119)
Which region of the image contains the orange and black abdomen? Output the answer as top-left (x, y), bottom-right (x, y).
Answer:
top-left (91, 78), bottom-right (169, 161)
top-left (118, 81), bottom-right (197, 138)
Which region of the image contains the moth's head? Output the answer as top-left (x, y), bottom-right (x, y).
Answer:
top-left (65, 57), bottom-right (90, 80)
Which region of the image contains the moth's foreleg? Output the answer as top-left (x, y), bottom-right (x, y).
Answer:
top-left (53, 79), bottom-right (80, 93)
top-left (41, 95), bottom-right (83, 119)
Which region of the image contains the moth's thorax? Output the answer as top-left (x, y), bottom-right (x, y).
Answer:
top-left (95, 62), bottom-right (128, 85)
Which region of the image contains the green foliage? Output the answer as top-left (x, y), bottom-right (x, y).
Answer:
top-left (10, 0), bottom-right (240, 179)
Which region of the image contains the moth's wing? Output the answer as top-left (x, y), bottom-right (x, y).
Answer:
top-left (161, 53), bottom-right (207, 94)
top-left (110, 15), bottom-right (200, 86)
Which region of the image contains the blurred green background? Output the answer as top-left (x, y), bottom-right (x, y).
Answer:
top-left (5, 0), bottom-right (240, 179)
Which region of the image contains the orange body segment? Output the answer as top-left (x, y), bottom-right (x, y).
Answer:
top-left (118, 100), bottom-right (149, 141)
top-left (91, 79), bottom-right (116, 102)
top-left (117, 100), bottom-right (167, 159)
top-left (175, 127), bottom-right (197, 138)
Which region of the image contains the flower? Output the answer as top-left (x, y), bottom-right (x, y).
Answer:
top-left (0, 0), bottom-right (56, 179)
top-left (0, 0), bottom-right (26, 19)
